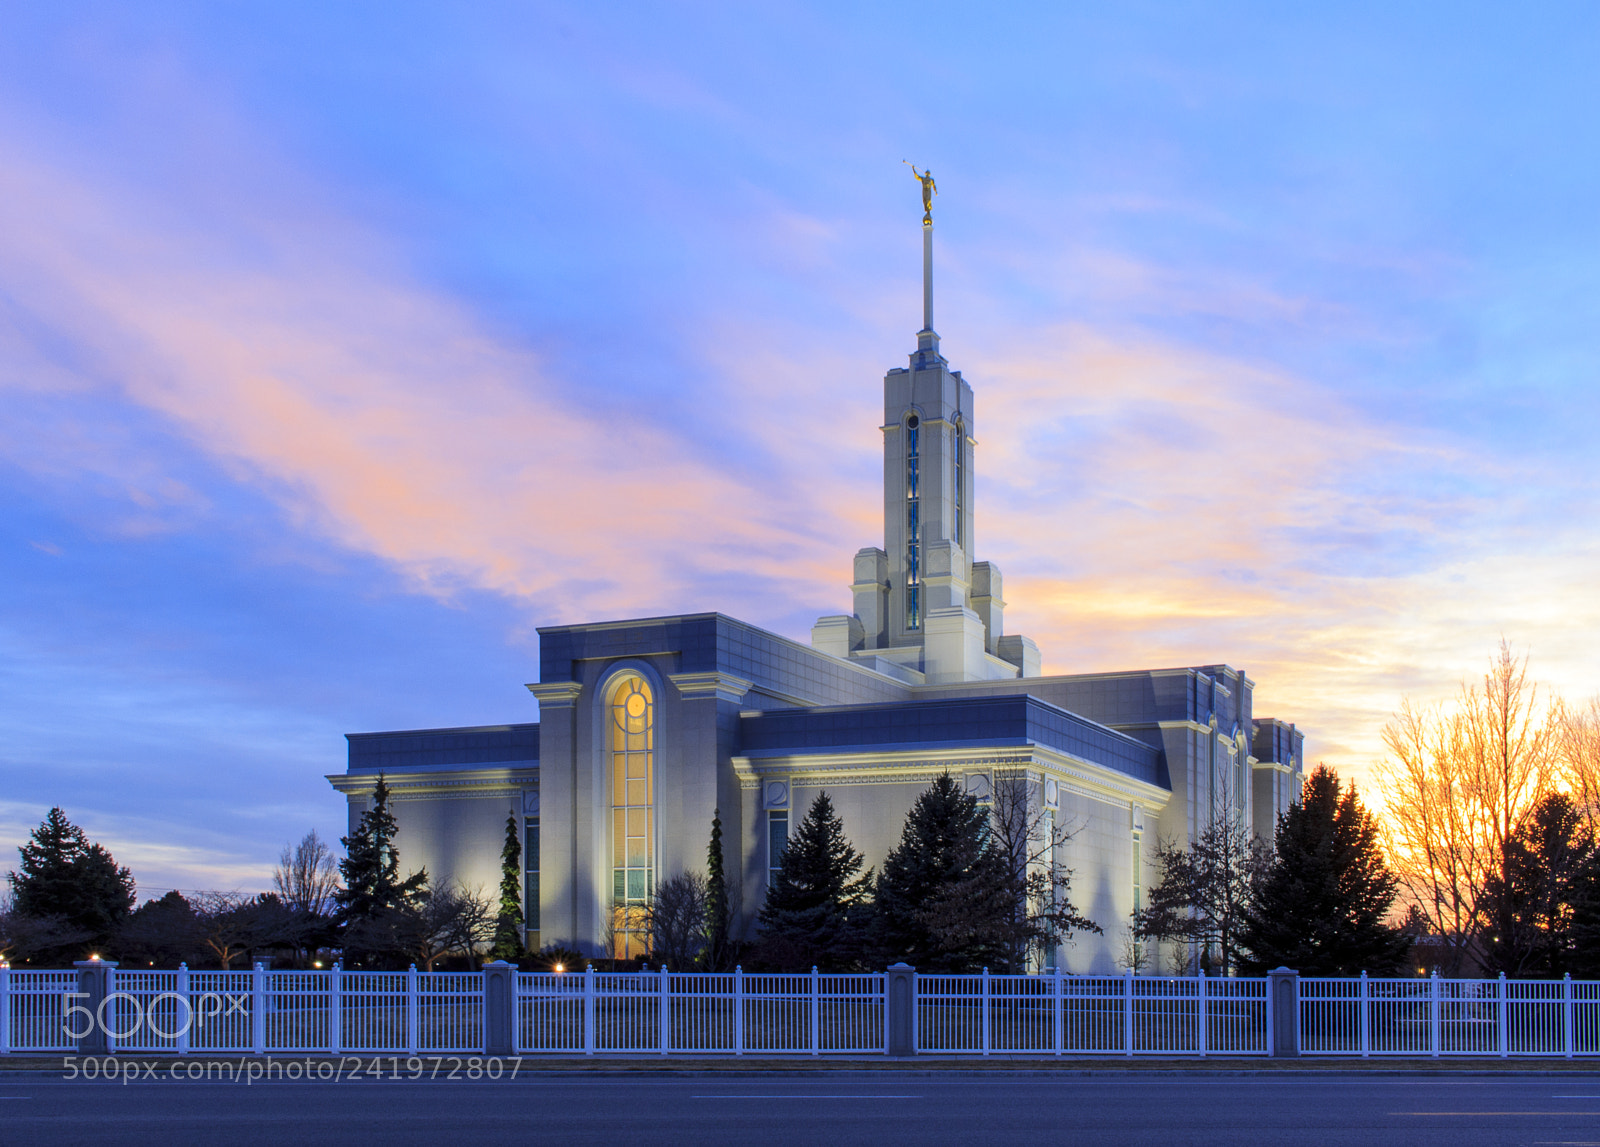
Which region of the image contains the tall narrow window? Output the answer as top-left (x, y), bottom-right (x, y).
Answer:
top-left (1131, 832), bottom-right (1143, 969)
top-left (768, 809), bottom-right (789, 886)
top-left (524, 816), bottom-right (540, 951)
top-left (905, 415), bottom-right (921, 630)
top-left (953, 419), bottom-right (964, 550)
top-left (609, 676), bottom-right (653, 961)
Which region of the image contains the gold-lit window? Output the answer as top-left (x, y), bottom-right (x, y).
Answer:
top-left (609, 676), bottom-right (653, 960)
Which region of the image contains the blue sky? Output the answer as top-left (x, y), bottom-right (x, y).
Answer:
top-left (2, 2), bottom-right (1597, 895)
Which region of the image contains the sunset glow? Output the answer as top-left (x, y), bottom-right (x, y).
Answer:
top-left (2, 4), bottom-right (1597, 893)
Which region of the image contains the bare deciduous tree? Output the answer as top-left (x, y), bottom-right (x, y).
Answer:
top-left (1376, 641), bottom-right (1557, 973)
top-left (645, 872), bottom-right (709, 970)
top-left (190, 891), bottom-right (266, 969)
top-left (405, 882), bottom-right (494, 972)
top-left (985, 772), bottom-right (1100, 971)
top-left (1133, 804), bottom-right (1270, 975)
top-left (1557, 698), bottom-right (1600, 837)
top-left (273, 830), bottom-right (340, 917)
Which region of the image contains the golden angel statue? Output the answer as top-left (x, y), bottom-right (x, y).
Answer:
top-left (905, 162), bottom-right (937, 223)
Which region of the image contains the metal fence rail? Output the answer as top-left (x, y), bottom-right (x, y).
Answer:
top-left (6, 963), bottom-right (1600, 1058)
top-left (915, 970), bottom-right (1268, 1056)
top-left (1300, 972), bottom-right (1600, 1058)
top-left (513, 969), bottom-right (884, 1055)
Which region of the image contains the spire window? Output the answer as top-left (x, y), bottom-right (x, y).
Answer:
top-left (953, 418), bottom-right (965, 549)
top-left (905, 415), bottom-right (921, 630)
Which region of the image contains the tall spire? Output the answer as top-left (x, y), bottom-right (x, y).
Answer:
top-left (906, 162), bottom-right (940, 356)
top-left (922, 217), bottom-right (934, 334)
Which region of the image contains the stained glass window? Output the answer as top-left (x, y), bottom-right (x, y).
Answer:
top-left (609, 676), bottom-right (653, 961)
top-left (953, 418), bottom-right (964, 549)
top-left (906, 415), bottom-right (921, 630)
top-left (768, 809), bottom-right (788, 886)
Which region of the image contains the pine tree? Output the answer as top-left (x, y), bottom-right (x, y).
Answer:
top-left (489, 810), bottom-right (525, 962)
top-left (757, 792), bottom-right (872, 971)
top-left (9, 806), bottom-right (135, 956)
top-left (336, 775), bottom-right (427, 965)
top-left (1238, 766), bottom-right (1409, 975)
top-left (1481, 792), bottom-right (1596, 977)
top-left (872, 773), bottom-right (1008, 973)
top-left (704, 808), bottom-right (732, 971)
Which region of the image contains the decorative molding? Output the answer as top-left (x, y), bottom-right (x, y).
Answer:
top-left (526, 681), bottom-right (583, 706)
top-left (667, 671), bottom-right (754, 705)
top-left (761, 779), bottom-right (790, 810)
top-left (327, 767), bottom-right (539, 803)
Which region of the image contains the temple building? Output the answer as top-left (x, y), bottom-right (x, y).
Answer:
top-left (327, 197), bottom-right (1304, 972)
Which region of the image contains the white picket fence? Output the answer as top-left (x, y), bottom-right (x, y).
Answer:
top-left (3, 963), bottom-right (1599, 1057)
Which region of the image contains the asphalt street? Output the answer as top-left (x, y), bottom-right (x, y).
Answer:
top-left (4, 1070), bottom-right (1600, 1145)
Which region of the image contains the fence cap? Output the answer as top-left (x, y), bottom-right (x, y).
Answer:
top-left (887, 962), bottom-right (916, 972)
top-left (1268, 967), bottom-right (1299, 975)
top-left (483, 959), bottom-right (516, 968)
top-left (73, 958), bottom-right (118, 969)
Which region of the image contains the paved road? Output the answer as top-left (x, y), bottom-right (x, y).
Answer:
top-left (5, 1070), bottom-right (1600, 1145)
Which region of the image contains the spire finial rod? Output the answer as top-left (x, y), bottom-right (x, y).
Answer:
top-left (905, 162), bottom-right (937, 335)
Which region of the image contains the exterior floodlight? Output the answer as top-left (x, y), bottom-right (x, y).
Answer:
top-left (554, 964), bottom-right (564, 974)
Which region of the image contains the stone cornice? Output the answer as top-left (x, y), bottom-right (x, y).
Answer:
top-left (731, 744), bottom-right (1169, 812)
top-left (327, 767), bottom-right (538, 801)
top-left (525, 681), bottom-right (583, 706)
top-left (667, 671), bottom-right (753, 704)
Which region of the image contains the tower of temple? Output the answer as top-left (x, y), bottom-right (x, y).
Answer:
top-left (812, 179), bottom-right (1039, 683)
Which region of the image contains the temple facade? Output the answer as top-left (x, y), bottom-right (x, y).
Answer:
top-left (328, 210), bottom-right (1304, 972)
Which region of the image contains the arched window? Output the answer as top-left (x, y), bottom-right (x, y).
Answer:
top-left (609, 675), bottom-right (653, 960)
top-left (905, 414), bottom-right (921, 630)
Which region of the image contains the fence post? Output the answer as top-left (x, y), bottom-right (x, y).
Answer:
top-left (0, 961), bottom-right (10, 1055)
top-left (1429, 969), bottom-right (1441, 1058)
top-left (1268, 968), bottom-right (1300, 1058)
top-left (733, 966), bottom-right (744, 1056)
top-left (176, 964), bottom-right (190, 1056)
top-left (1565, 973), bottom-right (1574, 1060)
top-left (885, 963), bottom-right (915, 1056)
top-left (1497, 972), bottom-right (1507, 1058)
top-left (658, 966), bottom-right (670, 1056)
top-left (406, 965), bottom-right (420, 1055)
top-left (1124, 969), bottom-right (1134, 1057)
top-left (73, 958), bottom-right (115, 1054)
top-left (1052, 965), bottom-right (1063, 1057)
top-left (1197, 969), bottom-right (1207, 1057)
top-left (583, 965), bottom-right (595, 1056)
top-left (1359, 971), bottom-right (1369, 1058)
top-left (251, 962), bottom-right (266, 1055)
top-left (981, 968), bottom-right (991, 1057)
top-left (329, 964), bottom-right (342, 1055)
top-left (809, 967), bottom-right (819, 1057)
top-left (483, 961), bottom-right (515, 1057)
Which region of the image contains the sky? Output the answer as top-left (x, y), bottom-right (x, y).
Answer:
top-left (2, 2), bottom-right (1597, 897)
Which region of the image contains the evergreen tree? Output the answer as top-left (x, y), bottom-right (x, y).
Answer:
top-left (489, 810), bottom-right (525, 962)
top-left (704, 808), bottom-right (732, 971)
top-left (757, 792), bottom-right (872, 971)
top-left (1481, 792), bottom-right (1596, 977)
top-left (9, 807), bottom-right (135, 957)
top-left (872, 773), bottom-right (1008, 973)
top-left (1238, 766), bottom-right (1409, 975)
top-left (336, 775), bottom-right (427, 966)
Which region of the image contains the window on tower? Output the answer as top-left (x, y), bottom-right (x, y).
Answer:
top-left (906, 414), bottom-right (921, 630)
top-left (953, 418), bottom-right (964, 549)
